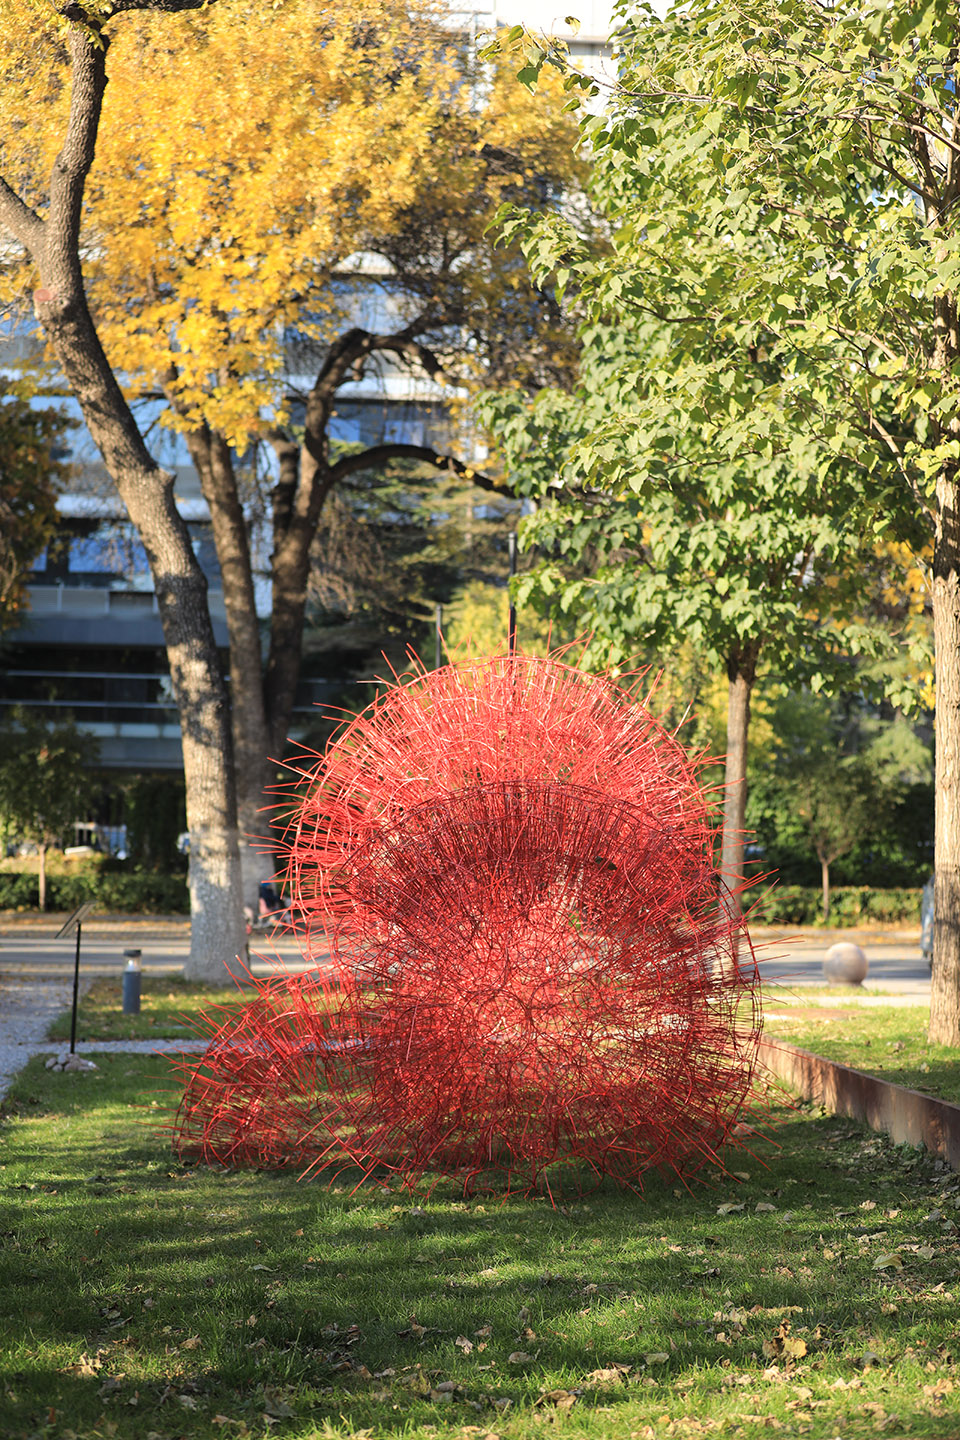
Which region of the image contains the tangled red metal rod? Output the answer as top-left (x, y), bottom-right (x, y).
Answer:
top-left (171, 654), bottom-right (763, 1195)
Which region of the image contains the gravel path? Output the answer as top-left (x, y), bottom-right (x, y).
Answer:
top-left (0, 976), bottom-right (206, 1100)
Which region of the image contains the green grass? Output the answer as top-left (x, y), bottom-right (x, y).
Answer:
top-left (763, 1004), bottom-right (960, 1104)
top-left (2, 1053), bottom-right (960, 1440)
top-left (46, 976), bottom-right (254, 1043)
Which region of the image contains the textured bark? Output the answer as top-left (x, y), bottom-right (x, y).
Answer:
top-left (821, 856), bottom-right (830, 925)
top-left (719, 642), bottom-right (759, 917)
top-left (930, 461), bottom-right (960, 1045)
top-left (181, 420), bottom-right (274, 907)
top-left (929, 288), bottom-right (960, 1046)
top-left (0, 17), bottom-right (245, 981)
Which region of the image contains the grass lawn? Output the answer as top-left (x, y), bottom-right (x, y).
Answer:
top-left (46, 977), bottom-right (252, 1043)
top-left (47, 976), bottom-right (339, 1045)
top-left (3, 1017), bottom-right (960, 1440)
top-left (762, 1004), bottom-right (960, 1105)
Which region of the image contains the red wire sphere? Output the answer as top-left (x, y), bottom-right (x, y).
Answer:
top-left (172, 655), bottom-right (762, 1195)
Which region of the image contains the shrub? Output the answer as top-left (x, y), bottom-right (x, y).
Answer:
top-left (751, 885), bottom-right (922, 927)
top-left (0, 867), bottom-right (188, 913)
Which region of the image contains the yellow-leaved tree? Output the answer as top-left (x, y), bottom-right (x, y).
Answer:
top-left (0, 0), bottom-right (585, 967)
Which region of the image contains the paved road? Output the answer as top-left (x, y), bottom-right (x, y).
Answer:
top-left (752, 931), bottom-right (929, 996)
top-left (0, 918), bottom-right (928, 994)
top-left (0, 925), bottom-right (331, 985)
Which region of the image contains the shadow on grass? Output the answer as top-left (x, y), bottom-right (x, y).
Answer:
top-left (2, 1057), bottom-right (959, 1439)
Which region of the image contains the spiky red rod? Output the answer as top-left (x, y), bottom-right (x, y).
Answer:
top-left (172, 655), bottom-right (762, 1194)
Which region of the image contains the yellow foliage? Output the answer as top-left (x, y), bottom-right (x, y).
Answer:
top-left (0, 3), bottom-right (582, 449)
top-left (443, 579), bottom-right (561, 660)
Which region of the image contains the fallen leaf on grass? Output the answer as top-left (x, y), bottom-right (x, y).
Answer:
top-left (645, 1352), bottom-right (669, 1365)
top-left (66, 1352), bottom-right (104, 1378)
top-left (455, 1335), bottom-right (474, 1354)
top-left (762, 1323), bottom-right (806, 1362)
top-left (755, 1203), bottom-right (777, 1213)
top-left (180, 1335), bottom-right (201, 1351)
top-left (923, 1378), bottom-right (955, 1401)
top-left (872, 1252), bottom-right (904, 1271)
top-left (536, 1389), bottom-right (577, 1411)
top-left (507, 1351), bottom-right (533, 1364)
top-left (585, 1366), bottom-right (630, 1385)
top-left (262, 1389), bottom-right (295, 1418)
top-left (717, 1203), bottom-right (745, 1216)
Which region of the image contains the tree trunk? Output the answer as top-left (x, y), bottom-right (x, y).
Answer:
top-left (181, 420), bottom-right (275, 909)
top-left (719, 642), bottom-right (759, 915)
top-left (929, 458), bottom-right (960, 1044)
top-left (929, 291), bottom-right (960, 1046)
top-left (820, 855), bottom-right (830, 925)
top-left (264, 423), bottom-right (336, 757)
top-left (38, 843), bottom-right (47, 914)
top-left (0, 18), bottom-right (246, 982)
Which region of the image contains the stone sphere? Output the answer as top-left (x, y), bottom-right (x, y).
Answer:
top-left (823, 941), bottom-right (868, 985)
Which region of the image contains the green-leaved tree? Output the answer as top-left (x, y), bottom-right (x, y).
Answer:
top-left (0, 709), bottom-right (96, 911)
top-left (487, 0), bottom-right (960, 1039)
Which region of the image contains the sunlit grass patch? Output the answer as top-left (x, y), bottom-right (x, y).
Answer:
top-left (1, 1051), bottom-right (959, 1438)
top-left (763, 1004), bottom-right (960, 1104)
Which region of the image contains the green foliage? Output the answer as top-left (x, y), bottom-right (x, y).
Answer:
top-left (0, 865), bottom-right (188, 914)
top-left (480, 319), bottom-right (915, 688)
top-left (746, 692), bottom-right (934, 889)
top-left (495, 0), bottom-right (960, 523)
top-left (753, 885), bottom-right (923, 928)
top-left (0, 709), bottom-right (96, 850)
top-left (124, 773), bottom-right (186, 871)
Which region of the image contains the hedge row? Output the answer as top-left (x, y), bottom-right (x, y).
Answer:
top-left (0, 871), bottom-right (923, 924)
top-left (0, 869), bottom-right (189, 914)
top-left (750, 885), bottom-right (922, 926)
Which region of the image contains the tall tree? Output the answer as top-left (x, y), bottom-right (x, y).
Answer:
top-left (0, 708), bottom-right (96, 911)
top-left (0, 2), bottom-right (584, 911)
top-left (490, 0), bottom-right (960, 1041)
top-left (0, 0), bottom-right (247, 980)
top-left (479, 317), bottom-right (918, 917)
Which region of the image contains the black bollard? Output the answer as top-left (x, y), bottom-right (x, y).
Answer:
top-left (122, 949), bottom-right (142, 1013)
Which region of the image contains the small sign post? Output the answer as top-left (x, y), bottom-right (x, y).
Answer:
top-left (507, 532), bottom-right (518, 657)
top-left (55, 902), bottom-right (95, 1055)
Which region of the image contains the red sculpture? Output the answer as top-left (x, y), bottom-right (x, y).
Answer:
top-left (172, 654), bottom-right (762, 1194)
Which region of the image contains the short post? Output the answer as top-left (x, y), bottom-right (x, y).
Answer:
top-left (435, 603), bottom-right (443, 670)
top-left (54, 902), bottom-right (95, 1055)
top-left (507, 532), bottom-right (517, 657)
top-left (122, 950), bottom-right (142, 1013)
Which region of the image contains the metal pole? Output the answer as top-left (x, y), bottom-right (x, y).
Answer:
top-left (70, 922), bottom-right (82, 1055)
top-left (435, 603), bottom-right (443, 670)
top-left (507, 532), bottom-right (517, 657)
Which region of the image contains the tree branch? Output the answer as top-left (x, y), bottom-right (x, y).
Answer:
top-left (0, 178), bottom-right (45, 257)
top-left (105, 1), bottom-right (215, 11)
top-left (328, 442), bottom-right (506, 495)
